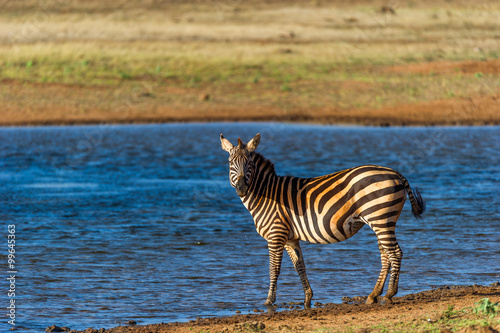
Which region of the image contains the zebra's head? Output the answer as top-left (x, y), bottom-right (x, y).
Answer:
top-left (220, 133), bottom-right (261, 197)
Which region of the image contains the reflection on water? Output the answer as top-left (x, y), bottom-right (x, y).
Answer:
top-left (0, 123), bottom-right (498, 332)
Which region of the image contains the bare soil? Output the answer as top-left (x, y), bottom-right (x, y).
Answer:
top-left (71, 285), bottom-right (500, 333)
top-left (2, 58), bottom-right (500, 127)
top-left (386, 59), bottom-right (500, 76)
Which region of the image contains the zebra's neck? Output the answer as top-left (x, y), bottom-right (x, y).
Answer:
top-left (241, 152), bottom-right (278, 207)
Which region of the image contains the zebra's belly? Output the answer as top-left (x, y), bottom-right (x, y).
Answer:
top-left (343, 216), bottom-right (367, 239)
top-left (288, 215), bottom-right (367, 244)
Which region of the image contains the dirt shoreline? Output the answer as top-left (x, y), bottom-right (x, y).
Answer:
top-left (2, 92), bottom-right (499, 127)
top-left (60, 284), bottom-right (500, 333)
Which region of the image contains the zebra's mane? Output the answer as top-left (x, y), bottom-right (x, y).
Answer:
top-left (252, 152), bottom-right (277, 176)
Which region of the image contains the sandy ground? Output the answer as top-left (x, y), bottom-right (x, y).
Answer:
top-left (64, 285), bottom-right (500, 333)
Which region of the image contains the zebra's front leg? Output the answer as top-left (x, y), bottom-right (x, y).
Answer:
top-left (285, 240), bottom-right (313, 308)
top-left (264, 239), bottom-right (285, 306)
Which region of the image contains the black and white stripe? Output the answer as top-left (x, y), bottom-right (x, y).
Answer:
top-left (220, 133), bottom-right (425, 307)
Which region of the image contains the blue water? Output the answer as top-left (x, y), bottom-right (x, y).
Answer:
top-left (0, 123), bottom-right (499, 332)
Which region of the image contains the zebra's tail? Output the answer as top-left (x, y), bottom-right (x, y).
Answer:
top-left (396, 171), bottom-right (426, 219)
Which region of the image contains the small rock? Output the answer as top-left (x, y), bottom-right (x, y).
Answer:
top-left (83, 329), bottom-right (98, 333)
top-left (254, 322), bottom-right (265, 330)
top-left (235, 321), bottom-right (265, 331)
top-left (138, 92), bottom-right (153, 98)
top-left (125, 320), bottom-right (137, 326)
top-left (278, 31), bottom-right (295, 39)
top-left (235, 310), bottom-right (241, 314)
top-left (247, 322), bottom-right (265, 330)
top-left (199, 93), bottom-right (210, 101)
top-left (46, 326), bottom-right (71, 332)
top-left (343, 17), bottom-right (358, 24)
top-left (459, 326), bottom-right (498, 333)
top-left (380, 6), bottom-right (396, 15)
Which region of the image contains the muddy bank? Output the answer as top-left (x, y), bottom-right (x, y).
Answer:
top-left (55, 284), bottom-right (500, 333)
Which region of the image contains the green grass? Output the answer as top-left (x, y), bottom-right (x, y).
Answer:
top-left (1, 35), bottom-right (498, 86)
top-left (474, 298), bottom-right (500, 318)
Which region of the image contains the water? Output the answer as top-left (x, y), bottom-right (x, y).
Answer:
top-left (0, 123), bottom-right (499, 332)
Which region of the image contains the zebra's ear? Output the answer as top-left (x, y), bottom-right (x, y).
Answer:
top-left (246, 133), bottom-right (261, 152)
top-left (220, 134), bottom-right (234, 152)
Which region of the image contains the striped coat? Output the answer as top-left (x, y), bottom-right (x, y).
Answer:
top-left (221, 133), bottom-right (425, 307)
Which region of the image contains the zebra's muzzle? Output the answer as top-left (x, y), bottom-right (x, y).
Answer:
top-left (235, 176), bottom-right (248, 197)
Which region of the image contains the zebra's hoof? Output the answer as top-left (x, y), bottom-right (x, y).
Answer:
top-left (366, 297), bottom-right (377, 304)
top-left (304, 293), bottom-right (312, 309)
top-left (380, 297), bottom-right (393, 305)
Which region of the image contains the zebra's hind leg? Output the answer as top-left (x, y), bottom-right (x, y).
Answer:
top-left (285, 240), bottom-right (313, 308)
top-left (366, 240), bottom-right (391, 304)
top-left (380, 239), bottom-right (403, 305)
top-left (370, 227), bottom-right (403, 305)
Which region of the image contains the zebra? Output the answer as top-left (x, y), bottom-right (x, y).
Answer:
top-left (220, 133), bottom-right (425, 308)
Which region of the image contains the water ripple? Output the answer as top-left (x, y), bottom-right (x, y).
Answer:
top-left (0, 123), bottom-right (498, 332)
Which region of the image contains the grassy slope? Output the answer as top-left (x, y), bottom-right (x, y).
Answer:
top-left (0, 0), bottom-right (499, 124)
